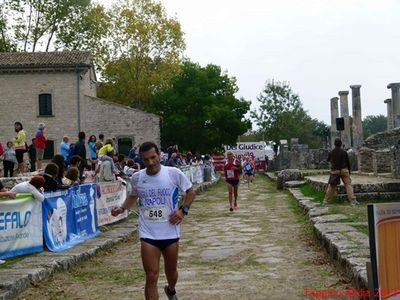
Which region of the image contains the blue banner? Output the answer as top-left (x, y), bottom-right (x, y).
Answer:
top-left (42, 183), bottom-right (99, 252)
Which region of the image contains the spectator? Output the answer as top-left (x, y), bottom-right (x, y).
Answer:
top-left (88, 135), bottom-right (97, 171)
top-left (74, 131), bottom-right (87, 177)
top-left (11, 175), bottom-right (45, 202)
top-left (167, 153), bottom-right (178, 167)
top-left (13, 121), bottom-right (27, 174)
top-left (42, 163), bottom-right (66, 192)
top-left (128, 146), bottom-right (137, 159)
top-left (96, 151), bottom-right (115, 182)
top-left (27, 138), bottom-right (36, 172)
top-left (0, 141), bottom-right (3, 157)
top-left (62, 167), bottom-right (80, 186)
top-left (51, 154), bottom-right (66, 185)
top-left (0, 179), bottom-right (16, 198)
top-left (59, 136), bottom-right (70, 163)
top-left (115, 154), bottom-right (126, 175)
top-left (112, 137), bottom-right (119, 155)
top-left (123, 159), bottom-right (139, 177)
top-left (3, 141), bottom-right (16, 177)
top-left (95, 133), bottom-right (104, 152)
top-left (69, 155), bottom-right (82, 169)
top-left (34, 123), bottom-right (46, 171)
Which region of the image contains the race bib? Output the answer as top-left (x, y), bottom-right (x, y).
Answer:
top-left (226, 170), bottom-right (235, 179)
top-left (245, 164), bottom-right (252, 171)
top-left (144, 206), bottom-right (168, 222)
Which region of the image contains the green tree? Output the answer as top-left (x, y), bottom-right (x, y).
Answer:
top-left (363, 115), bottom-right (387, 138)
top-left (0, 2), bottom-right (15, 51)
top-left (96, 0), bottom-right (185, 110)
top-left (152, 61), bottom-right (251, 153)
top-left (252, 81), bottom-right (327, 148)
top-left (2, 0), bottom-right (90, 52)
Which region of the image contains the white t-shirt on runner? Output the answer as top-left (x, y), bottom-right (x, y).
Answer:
top-left (129, 165), bottom-right (192, 240)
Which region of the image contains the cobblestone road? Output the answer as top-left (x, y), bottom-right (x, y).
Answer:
top-left (18, 176), bottom-right (351, 300)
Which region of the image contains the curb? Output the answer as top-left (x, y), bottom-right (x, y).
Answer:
top-left (288, 187), bottom-right (369, 289)
top-left (0, 180), bottom-right (218, 300)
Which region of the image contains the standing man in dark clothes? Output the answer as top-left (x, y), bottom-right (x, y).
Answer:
top-left (323, 138), bottom-right (359, 206)
top-left (74, 132), bottom-right (87, 178)
top-left (28, 138), bottom-right (36, 172)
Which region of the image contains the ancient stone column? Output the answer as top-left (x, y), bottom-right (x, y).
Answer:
top-left (330, 97), bottom-right (340, 148)
top-left (338, 91), bottom-right (351, 148)
top-left (384, 98), bottom-right (393, 130)
top-left (350, 85), bottom-right (363, 148)
top-left (387, 83), bottom-right (400, 128)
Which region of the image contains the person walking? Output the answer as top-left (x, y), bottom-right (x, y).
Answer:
top-left (224, 152), bottom-right (242, 211)
top-left (13, 121), bottom-right (27, 174)
top-left (323, 138), bottom-right (359, 206)
top-left (27, 138), bottom-right (36, 172)
top-left (34, 123), bottom-right (46, 171)
top-left (111, 141), bottom-right (195, 300)
top-left (2, 141), bottom-right (16, 177)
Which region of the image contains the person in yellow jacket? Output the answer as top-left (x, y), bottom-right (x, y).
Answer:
top-left (13, 121), bottom-right (27, 174)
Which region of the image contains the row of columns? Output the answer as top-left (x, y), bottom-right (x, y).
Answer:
top-left (330, 85), bottom-right (363, 149)
top-left (386, 83), bottom-right (400, 130)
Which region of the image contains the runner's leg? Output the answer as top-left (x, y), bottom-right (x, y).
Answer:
top-left (141, 240), bottom-right (162, 300)
top-left (227, 183), bottom-right (234, 210)
top-left (233, 183), bottom-right (239, 208)
top-left (162, 241), bottom-right (179, 293)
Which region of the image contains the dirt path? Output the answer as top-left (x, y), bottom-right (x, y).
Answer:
top-left (18, 176), bottom-right (351, 300)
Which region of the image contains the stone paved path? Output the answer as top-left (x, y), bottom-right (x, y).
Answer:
top-left (18, 176), bottom-right (351, 300)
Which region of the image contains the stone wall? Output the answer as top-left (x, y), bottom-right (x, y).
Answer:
top-left (363, 127), bottom-right (400, 150)
top-left (83, 96), bottom-right (160, 146)
top-left (358, 147), bottom-right (374, 173)
top-left (309, 149), bottom-right (330, 169)
top-left (391, 146), bottom-right (400, 178)
top-left (373, 149), bottom-right (391, 174)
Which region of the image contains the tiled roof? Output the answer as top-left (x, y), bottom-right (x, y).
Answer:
top-left (0, 51), bottom-right (92, 69)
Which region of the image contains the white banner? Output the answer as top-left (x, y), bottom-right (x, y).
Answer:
top-left (97, 182), bottom-right (128, 226)
top-left (224, 142), bottom-right (267, 170)
top-left (0, 194), bottom-right (43, 259)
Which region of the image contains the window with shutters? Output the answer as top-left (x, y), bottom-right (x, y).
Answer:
top-left (38, 93), bottom-right (53, 116)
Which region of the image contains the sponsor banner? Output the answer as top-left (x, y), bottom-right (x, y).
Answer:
top-left (97, 181), bottom-right (128, 226)
top-left (212, 155), bottom-right (226, 172)
top-left (180, 165), bottom-right (194, 183)
top-left (368, 203), bottom-right (400, 300)
top-left (192, 165), bottom-right (204, 184)
top-left (224, 142), bottom-right (267, 170)
top-left (42, 184), bottom-right (99, 252)
top-left (0, 194), bottom-right (43, 259)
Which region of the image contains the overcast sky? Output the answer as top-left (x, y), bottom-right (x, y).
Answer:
top-left (103, 0), bottom-right (400, 126)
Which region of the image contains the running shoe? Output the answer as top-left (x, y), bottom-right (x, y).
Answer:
top-left (234, 203), bottom-right (239, 209)
top-left (229, 207), bottom-right (234, 212)
top-left (351, 199), bottom-right (360, 206)
top-left (164, 285), bottom-right (178, 300)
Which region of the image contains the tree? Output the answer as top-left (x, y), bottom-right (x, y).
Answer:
top-left (0, 2), bottom-right (15, 51)
top-left (2, 0), bottom-right (90, 52)
top-left (363, 115), bottom-right (387, 138)
top-left (151, 61), bottom-right (251, 153)
top-left (96, 0), bottom-right (185, 110)
top-left (252, 81), bottom-right (327, 148)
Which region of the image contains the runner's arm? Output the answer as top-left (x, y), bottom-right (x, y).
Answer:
top-left (169, 187), bottom-right (195, 224)
top-left (111, 194), bottom-right (138, 216)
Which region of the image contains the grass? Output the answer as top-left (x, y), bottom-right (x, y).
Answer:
top-left (299, 184), bottom-right (340, 204)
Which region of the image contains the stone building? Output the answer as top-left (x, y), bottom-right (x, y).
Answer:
top-left (0, 51), bottom-right (160, 158)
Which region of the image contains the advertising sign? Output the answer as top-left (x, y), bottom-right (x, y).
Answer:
top-left (42, 184), bottom-right (99, 252)
top-left (0, 194), bottom-right (43, 259)
top-left (97, 181), bottom-right (128, 226)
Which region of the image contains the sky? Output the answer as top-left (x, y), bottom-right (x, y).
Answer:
top-left (103, 0), bottom-right (400, 125)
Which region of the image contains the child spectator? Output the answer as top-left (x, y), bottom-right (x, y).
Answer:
top-left (11, 175), bottom-right (45, 202)
top-left (34, 123), bottom-right (46, 170)
top-left (3, 141), bottom-right (16, 177)
top-left (62, 167), bottom-right (80, 186)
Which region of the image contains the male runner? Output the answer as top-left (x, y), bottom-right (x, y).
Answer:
top-left (111, 141), bottom-right (195, 300)
top-left (224, 152), bottom-right (242, 211)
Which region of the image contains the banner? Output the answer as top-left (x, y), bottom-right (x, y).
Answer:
top-left (180, 165), bottom-right (194, 183)
top-left (225, 142), bottom-right (267, 170)
top-left (368, 203), bottom-right (400, 300)
top-left (42, 184), bottom-right (99, 252)
top-left (0, 194), bottom-right (43, 259)
top-left (97, 181), bottom-right (128, 226)
top-left (191, 165), bottom-right (204, 184)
